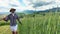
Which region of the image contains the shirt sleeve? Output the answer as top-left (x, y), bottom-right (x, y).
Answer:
top-left (16, 15), bottom-right (19, 19)
top-left (16, 15), bottom-right (22, 25)
top-left (4, 15), bottom-right (9, 21)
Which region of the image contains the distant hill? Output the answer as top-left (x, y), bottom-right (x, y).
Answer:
top-left (23, 10), bottom-right (35, 14)
top-left (22, 8), bottom-right (60, 14)
top-left (33, 8), bottom-right (60, 14)
top-left (0, 7), bottom-right (59, 15)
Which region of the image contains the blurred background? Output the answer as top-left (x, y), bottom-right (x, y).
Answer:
top-left (0, 0), bottom-right (60, 34)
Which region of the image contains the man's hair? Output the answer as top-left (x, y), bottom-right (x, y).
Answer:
top-left (10, 8), bottom-right (16, 12)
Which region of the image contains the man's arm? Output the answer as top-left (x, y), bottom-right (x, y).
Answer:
top-left (17, 16), bottom-right (22, 25)
top-left (3, 16), bottom-right (9, 22)
top-left (0, 18), bottom-right (3, 21)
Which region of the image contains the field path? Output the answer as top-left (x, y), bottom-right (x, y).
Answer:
top-left (0, 25), bottom-right (11, 34)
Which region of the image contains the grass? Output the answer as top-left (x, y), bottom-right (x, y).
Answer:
top-left (0, 25), bottom-right (11, 34)
top-left (0, 12), bottom-right (60, 34)
top-left (18, 12), bottom-right (60, 34)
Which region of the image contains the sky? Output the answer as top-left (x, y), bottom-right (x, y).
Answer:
top-left (0, 0), bottom-right (60, 12)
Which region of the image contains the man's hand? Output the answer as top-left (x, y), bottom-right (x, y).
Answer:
top-left (0, 17), bottom-right (5, 21)
top-left (0, 18), bottom-right (2, 21)
top-left (20, 23), bottom-right (22, 25)
top-left (19, 22), bottom-right (22, 25)
top-left (2, 17), bottom-right (6, 20)
top-left (0, 15), bottom-right (7, 21)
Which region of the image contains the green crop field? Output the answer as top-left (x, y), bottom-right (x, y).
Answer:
top-left (0, 12), bottom-right (60, 34)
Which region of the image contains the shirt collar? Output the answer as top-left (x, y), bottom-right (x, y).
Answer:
top-left (11, 13), bottom-right (16, 16)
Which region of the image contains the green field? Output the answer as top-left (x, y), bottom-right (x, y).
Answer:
top-left (0, 12), bottom-right (60, 34)
top-left (0, 25), bottom-right (11, 34)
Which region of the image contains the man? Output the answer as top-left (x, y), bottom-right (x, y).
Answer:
top-left (3, 8), bottom-right (22, 34)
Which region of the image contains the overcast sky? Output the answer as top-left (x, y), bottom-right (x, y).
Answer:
top-left (0, 0), bottom-right (60, 12)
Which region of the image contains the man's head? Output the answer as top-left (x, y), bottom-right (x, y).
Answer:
top-left (10, 8), bottom-right (16, 13)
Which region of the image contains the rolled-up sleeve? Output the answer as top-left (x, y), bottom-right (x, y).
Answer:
top-left (16, 15), bottom-right (20, 21)
top-left (4, 15), bottom-right (9, 21)
top-left (17, 15), bottom-right (19, 20)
